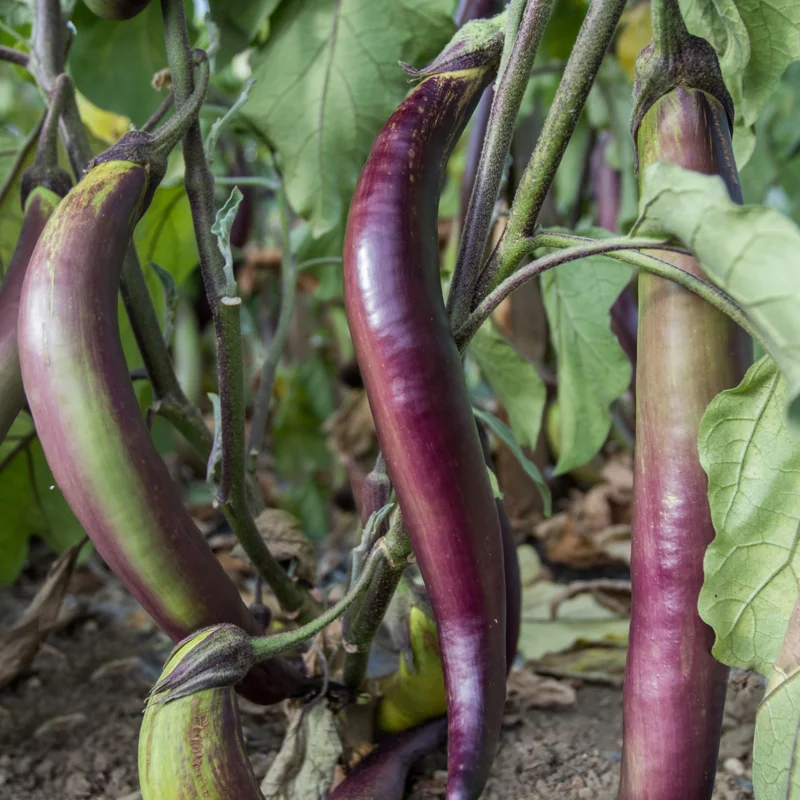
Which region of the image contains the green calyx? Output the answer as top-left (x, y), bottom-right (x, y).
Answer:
top-left (630, 0), bottom-right (733, 171)
top-left (402, 9), bottom-right (507, 77)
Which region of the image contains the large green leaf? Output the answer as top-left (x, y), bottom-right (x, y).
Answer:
top-left (70, 1), bottom-right (180, 125)
top-left (637, 161), bottom-right (800, 426)
top-left (0, 416), bottom-right (85, 586)
top-left (698, 357), bottom-right (800, 675)
top-left (541, 234), bottom-right (632, 476)
top-left (246, 0), bottom-right (456, 252)
top-left (469, 322), bottom-right (547, 451)
top-left (679, 0), bottom-right (800, 164)
top-left (208, 0), bottom-right (280, 67)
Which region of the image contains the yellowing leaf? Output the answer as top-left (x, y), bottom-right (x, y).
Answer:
top-left (616, 2), bottom-right (652, 79)
top-left (75, 91), bottom-right (131, 145)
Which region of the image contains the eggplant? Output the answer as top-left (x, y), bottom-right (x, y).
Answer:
top-left (343, 60), bottom-right (504, 800)
top-left (83, 0), bottom-right (152, 21)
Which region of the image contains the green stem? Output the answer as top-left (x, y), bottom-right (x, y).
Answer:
top-left (141, 90), bottom-right (174, 133)
top-left (0, 113), bottom-right (43, 213)
top-left (34, 72), bottom-right (71, 170)
top-left (455, 232), bottom-right (766, 354)
top-left (160, 0), bottom-right (318, 621)
top-left (214, 175), bottom-right (279, 189)
top-left (205, 77), bottom-right (255, 163)
top-left (479, 0), bottom-right (627, 293)
top-left (251, 520), bottom-right (412, 662)
top-left (247, 180), bottom-right (297, 464)
top-left (447, 0), bottom-right (554, 329)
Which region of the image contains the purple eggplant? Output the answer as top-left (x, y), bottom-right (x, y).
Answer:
top-left (619, 87), bottom-right (744, 800)
top-left (0, 185), bottom-right (65, 441)
top-left (343, 60), bottom-right (504, 800)
top-left (18, 156), bottom-right (308, 704)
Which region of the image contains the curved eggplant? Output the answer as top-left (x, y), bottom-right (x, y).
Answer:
top-left (618, 87), bottom-right (744, 800)
top-left (18, 157), bottom-right (307, 703)
top-left (343, 64), bottom-right (504, 799)
top-left (0, 186), bottom-right (64, 441)
top-left (84, 0), bottom-right (152, 21)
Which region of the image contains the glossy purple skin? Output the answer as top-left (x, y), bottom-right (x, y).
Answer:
top-left (0, 188), bottom-right (60, 442)
top-left (454, 0), bottom-right (500, 26)
top-left (18, 160), bottom-right (307, 705)
top-left (344, 69), bottom-right (505, 800)
top-left (619, 88), bottom-right (744, 800)
top-left (331, 717), bottom-right (447, 799)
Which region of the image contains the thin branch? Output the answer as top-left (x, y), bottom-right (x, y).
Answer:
top-left (141, 90), bottom-right (174, 133)
top-left (0, 112), bottom-right (44, 209)
top-left (247, 179), bottom-right (297, 464)
top-left (0, 45), bottom-right (29, 68)
top-left (215, 174), bottom-right (279, 190)
top-left (160, 0), bottom-right (320, 623)
top-left (204, 77), bottom-right (255, 163)
top-left (479, 0), bottom-right (628, 295)
top-left (447, 0), bottom-right (554, 329)
top-left (34, 72), bottom-right (72, 170)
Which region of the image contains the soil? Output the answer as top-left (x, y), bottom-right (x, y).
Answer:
top-left (0, 562), bottom-right (762, 800)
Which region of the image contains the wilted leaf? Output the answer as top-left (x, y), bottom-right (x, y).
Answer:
top-left (469, 322), bottom-right (546, 451)
top-left (698, 357), bottom-right (800, 676)
top-left (246, 0), bottom-right (455, 249)
top-left (541, 241), bottom-right (632, 476)
top-left (532, 643), bottom-right (628, 686)
top-left (638, 162), bottom-right (800, 426)
top-left (324, 389), bottom-right (377, 465)
top-left (261, 701), bottom-right (342, 799)
top-left (505, 669), bottom-right (577, 711)
top-left (679, 0), bottom-right (800, 164)
top-left (0, 544), bottom-right (83, 687)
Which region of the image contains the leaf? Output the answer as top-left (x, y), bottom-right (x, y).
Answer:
top-left (638, 162), bottom-right (800, 426)
top-left (74, 90), bottom-right (131, 144)
top-left (698, 357), bottom-right (800, 676)
top-left (211, 187), bottom-right (243, 293)
top-left (679, 0), bottom-right (800, 164)
top-left (246, 0), bottom-right (455, 249)
top-left (541, 236), bottom-right (632, 476)
top-left (208, 0), bottom-right (280, 66)
top-left (206, 392), bottom-right (223, 490)
top-left (473, 407), bottom-right (551, 515)
top-left (69, 1), bottom-right (182, 125)
top-left (148, 262), bottom-right (178, 345)
top-left (752, 593), bottom-right (800, 800)
top-left (616, 2), bottom-right (652, 80)
top-left (469, 322), bottom-right (546, 450)
top-left (0, 416), bottom-right (85, 586)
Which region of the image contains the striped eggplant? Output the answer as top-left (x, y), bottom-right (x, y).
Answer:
top-left (343, 48), bottom-right (505, 800)
top-left (18, 151), bottom-right (308, 704)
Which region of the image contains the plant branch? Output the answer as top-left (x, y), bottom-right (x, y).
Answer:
top-left (247, 180), bottom-right (297, 464)
top-left (34, 72), bottom-right (72, 170)
top-left (479, 0), bottom-right (627, 294)
top-left (160, 0), bottom-right (319, 621)
top-left (0, 112), bottom-right (43, 210)
top-left (447, 0), bottom-right (554, 329)
top-left (205, 77), bottom-right (255, 163)
top-left (215, 174), bottom-right (279, 190)
top-left (141, 90), bottom-right (174, 133)
top-left (0, 45), bottom-right (29, 68)
top-left (454, 232), bottom-right (766, 353)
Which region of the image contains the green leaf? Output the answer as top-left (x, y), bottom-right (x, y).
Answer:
top-left (70, 1), bottom-right (183, 125)
top-left (211, 187), bottom-right (243, 293)
top-left (469, 322), bottom-right (546, 451)
top-left (246, 0), bottom-right (455, 250)
top-left (472, 407), bottom-right (551, 515)
top-left (207, 0), bottom-right (280, 66)
top-left (0, 415), bottom-right (85, 586)
top-left (637, 161), bottom-right (800, 426)
top-left (148, 262), bottom-right (178, 345)
top-left (679, 0), bottom-right (800, 164)
top-left (698, 357), bottom-right (800, 676)
top-left (541, 233), bottom-right (632, 476)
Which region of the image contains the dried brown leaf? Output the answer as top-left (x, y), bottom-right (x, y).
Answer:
top-left (506, 669), bottom-right (577, 711)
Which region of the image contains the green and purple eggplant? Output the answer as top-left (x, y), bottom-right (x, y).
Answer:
top-left (343, 25), bottom-right (506, 799)
top-left (0, 183), bottom-right (67, 442)
top-left (83, 0), bottom-right (152, 21)
top-left (18, 121), bottom-right (309, 703)
top-left (619, 12), bottom-right (745, 798)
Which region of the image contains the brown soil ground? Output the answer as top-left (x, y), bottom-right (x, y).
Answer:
top-left (0, 564), bottom-right (760, 800)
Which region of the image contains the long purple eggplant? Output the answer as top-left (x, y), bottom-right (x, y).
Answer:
top-left (618, 87), bottom-right (743, 800)
top-left (343, 61), bottom-right (504, 800)
top-left (17, 156), bottom-right (308, 704)
top-left (0, 186), bottom-right (65, 441)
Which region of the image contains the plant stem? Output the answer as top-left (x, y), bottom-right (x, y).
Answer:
top-left (479, 0), bottom-right (627, 294)
top-left (247, 180), bottom-right (297, 464)
top-left (34, 73), bottom-right (71, 170)
top-left (215, 175), bottom-right (279, 189)
top-left (341, 512), bottom-right (410, 690)
top-left (0, 113), bottom-right (43, 212)
top-left (160, 0), bottom-right (319, 622)
top-left (141, 90), bottom-right (174, 133)
top-left (0, 45), bottom-right (29, 68)
top-left (252, 519), bottom-right (412, 662)
top-left (454, 233), bottom-right (765, 353)
top-left (205, 77), bottom-right (255, 163)
top-left (447, 0), bottom-right (553, 329)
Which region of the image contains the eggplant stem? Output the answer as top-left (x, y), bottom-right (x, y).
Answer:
top-left (447, 0), bottom-right (554, 329)
top-left (0, 45), bottom-right (29, 68)
top-left (456, 233), bottom-right (767, 355)
top-left (160, 0), bottom-right (320, 623)
top-left (479, 0), bottom-right (627, 294)
top-left (35, 73), bottom-right (72, 171)
top-left (141, 90), bottom-right (174, 133)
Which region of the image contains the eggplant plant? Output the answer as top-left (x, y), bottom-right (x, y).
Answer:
top-left (4, 0), bottom-right (800, 797)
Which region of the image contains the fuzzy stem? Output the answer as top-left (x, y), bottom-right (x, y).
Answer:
top-left (252, 520), bottom-right (412, 662)
top-left (34, 73), bottom-right (71, 170)
top-left (160, 0), bottom-right (318, 621)
top-left (454, 233), bottom-right (765, 353)
top-left (0, 46), bottom-right (29, 68)
top-left (447, 0), bottom-right (553, 329)
top-left (480, 0), bottom-right (627, 293)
